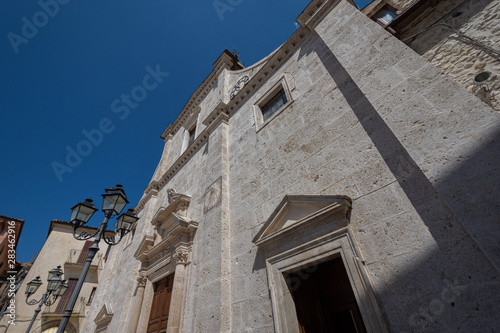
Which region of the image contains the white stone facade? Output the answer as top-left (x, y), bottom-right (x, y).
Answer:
top-left (83, 1), bottom-right (500, 332)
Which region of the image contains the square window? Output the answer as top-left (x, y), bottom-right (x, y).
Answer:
top-left (373, 5), bottom-right (400, 26)
top-left (262, 89), bottom-right (288, 122)
top-left (254, 77), bottom-right (293, 131)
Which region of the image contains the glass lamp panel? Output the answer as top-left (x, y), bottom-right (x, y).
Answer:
top-left (25, 277), bottom-right (42, 295)
top-left (114, 196), bottom-right (128, 215)
top-left (102, 195), bottom-right (118, 212)
top-left (55, 281), bottom-right (68, 297)
top-left (122, 220), bottom-right (133, 231)
top-left (70, 208), bottom-right (78, 223)
top-left (115, 216), bottom-right (124, 230)
top-left (78, 205), bottom-right (96, 222)
top-left (47, 277), bottom-right (61, 292)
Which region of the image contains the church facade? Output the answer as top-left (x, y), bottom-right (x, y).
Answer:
top-left (83, 0), bottom-right (500, 332)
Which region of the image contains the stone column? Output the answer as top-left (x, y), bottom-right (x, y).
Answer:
top-left (126, 274), bottom-right (148, 333)
top-left (166, 250), bottom-right (189, 333)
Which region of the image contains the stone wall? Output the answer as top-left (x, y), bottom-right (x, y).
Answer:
top-left (401, 0), bottom-right (500, 110)
top-left (83, 1), bottom-right (500, 332)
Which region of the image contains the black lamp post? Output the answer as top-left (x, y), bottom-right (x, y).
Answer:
top-left (25, 266), bottom-right (68, 333)
top-left (57, 185), bottom-right (138, 333)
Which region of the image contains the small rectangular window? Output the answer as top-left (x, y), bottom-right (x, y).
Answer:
top-left (88, 287), bottom-right (97, 304)
top-left (262, 89), bottom-right (288, 122)
top-left (188, 125), bottom-right (196, 146)
top-left (254, 77), bottom-right (293, 131)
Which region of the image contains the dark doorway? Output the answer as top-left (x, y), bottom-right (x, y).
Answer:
top-left (285, 257), bottom-right (366, 333)
top-left (147, 274), bottom-right (174, 333)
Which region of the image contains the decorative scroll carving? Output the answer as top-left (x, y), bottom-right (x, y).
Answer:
top-left (167, 188), bottom-right (181, 204)
top-left (173, 250), bottom-right (189, 265)
top-left (137, 275), bottom-right (147, 288)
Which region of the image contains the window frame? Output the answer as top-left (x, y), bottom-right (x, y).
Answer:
top-left (187, 123), bottom-right (197, 146)
top-left (254, 76), bottom-right (293, 131)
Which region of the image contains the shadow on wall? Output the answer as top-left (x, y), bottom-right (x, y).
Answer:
top-left (286, 33), bottom-right (500, 331)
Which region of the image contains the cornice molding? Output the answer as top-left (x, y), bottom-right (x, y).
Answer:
top-left (253, 195), bottom-right (352, 249)
top-left (160, 51), bottom-right (240, 140)
top-left (137, 111), bottom-right (229, 212)
top-left (151, 194), bottom-right (191, 227)
top-left (94, 304), bottom-right (113, 326)
top-left (139, 1), bottom-right (343, 212)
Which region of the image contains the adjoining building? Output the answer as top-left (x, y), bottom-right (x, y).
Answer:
top-left (362, 0), bottom-right (500, 111)
top-left (0, 220), bottom-right (110, 333)
top-left (0, 215), bottom-right (24, 281)
top-left (0, 215), bottom-right (27, 330)
top-left (83, 0), bottom-right (500, 332)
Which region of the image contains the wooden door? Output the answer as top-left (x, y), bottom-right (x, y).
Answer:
top-left (147, 274), bottom-right (174, 333)
top-left (55, 278), bottom-right (77, 313)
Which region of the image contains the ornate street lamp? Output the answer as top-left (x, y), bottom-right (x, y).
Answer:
top-left (25, 266), bottom-right (68, 333)
top-left (57, 185), bottom-right (139, 333)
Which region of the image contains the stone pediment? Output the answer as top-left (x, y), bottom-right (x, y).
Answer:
top-left (94, 304), bottom-right (113, 326)
top-left (252, 195), bottom-right (351, 248)
top-left (151, 192), bottom-right (191, 228)
top-left (134, 235), bottom-right (155, 262)
top-left (135, 214), bottom-right (198, 266)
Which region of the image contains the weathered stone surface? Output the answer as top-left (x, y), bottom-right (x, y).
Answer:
top-left (82, 1), bottom-right (500, 332)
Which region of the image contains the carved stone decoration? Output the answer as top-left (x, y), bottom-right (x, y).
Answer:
top-left (94, 304), bottom-right (114, 330)
top-left (230, 75), bottom-right (250, 100)
top-left (204, 177), bottom-right (222, 213)
top-left (137, 275), bottom-right (147, 288)
top-left (173, 250), bottom-right (189, 265)
top-left (167, 188), bottom-right (181, 204)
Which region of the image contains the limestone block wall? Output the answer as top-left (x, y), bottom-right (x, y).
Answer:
top-left (83, 1), bottom-right (500, 332)
top-left (400, 0), bottom-right (500, 110)
top-left (225, 1), bottom-right (500, 332)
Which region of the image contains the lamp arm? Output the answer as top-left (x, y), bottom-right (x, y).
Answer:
top-left (44, 293), bottom-right (59, 306)
top-left (103, 229), bottom-right (126, 246)
top-left (73, 227), bottom-right (100, 241)
top-left (26, 295), bottom-right (44, 306)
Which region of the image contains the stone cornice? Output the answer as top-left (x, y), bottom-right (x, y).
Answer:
top-left (253, 195), bottom-right (352, 248)
top-left (225, 28), bottom-right (309, 119)
top-left (139, 1), bottom-right (343, 212)
top-left (160, 50), bottom-right (241, 140)
top-left (137, 111), bottom-right (229, 213)
top-left (151, 195), bottom-right (191, 227)
top-left (94, 304), bottom-right (113, 326)
top-left (296, 0), bottom-right (342, 31)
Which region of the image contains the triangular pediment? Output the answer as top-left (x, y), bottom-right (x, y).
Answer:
top-left (253, 195), bottom-right (351, 246)
top-left (94, 303), bottom-right (113, 326)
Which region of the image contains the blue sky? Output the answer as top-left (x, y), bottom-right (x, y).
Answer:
top-left (1, 0), bottom-right (372, 262)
